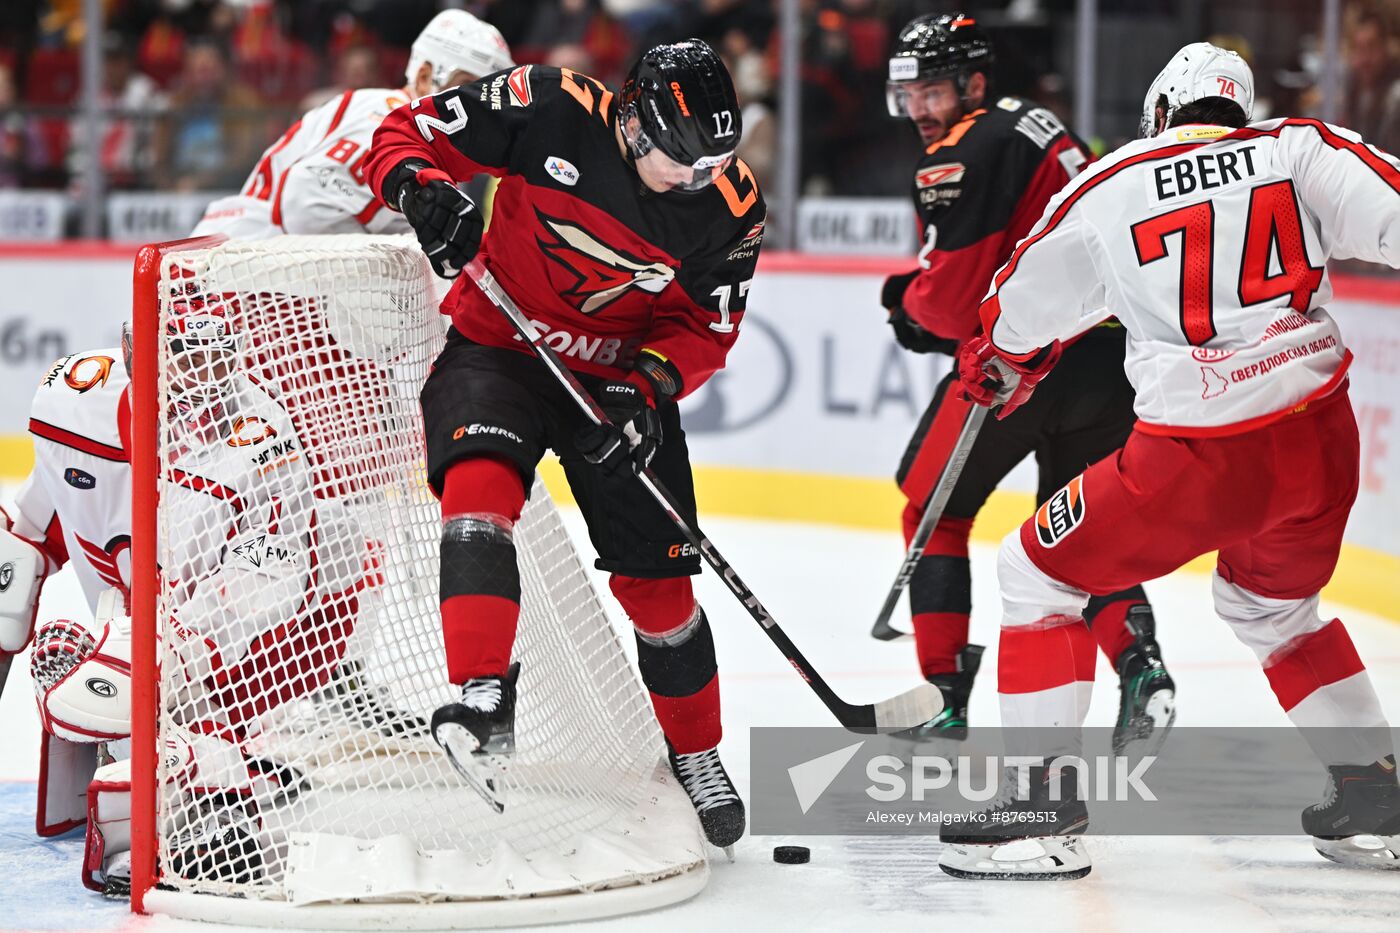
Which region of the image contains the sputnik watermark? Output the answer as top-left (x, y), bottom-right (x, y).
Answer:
top-left (864, 755), bottom-right (1158, 803)
top-left (754, 726), bottom-right (1398, 836)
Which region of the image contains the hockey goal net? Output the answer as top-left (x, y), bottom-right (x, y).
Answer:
top-left (129, 235), bottom-right (707, 928)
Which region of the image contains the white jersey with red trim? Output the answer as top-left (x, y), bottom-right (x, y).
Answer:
top-left (15, 350), bottom-right (133, 611)
top-left (191, 87), bottom-right (414, 240)
top-left (161, 376), bottom-right (365, 671)
top-left (982, 118), bottom-right (1400, 435)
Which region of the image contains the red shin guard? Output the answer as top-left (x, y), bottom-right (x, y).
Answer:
top-left (1085, 599), bottom-right (1141, 668)
top-left (609, 574), bottom-right (696, 634)
top-left (998, 616), bottom-right (1098, 694)
top-left (904, 510), bottom-right (975, 677)
top-left (439, 457), bottom-right (526, 684)
top-left (651, 674), bottom-right (722, 755)
top-left (1264, 619), bottom-right (1365, 712)
top-left (440, 456), bottom-right (525, 522)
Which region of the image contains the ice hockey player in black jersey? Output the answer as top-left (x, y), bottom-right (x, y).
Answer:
top-left (367, 39), bottom-right (763, 850)
top-left (878, 13), bottom-right (1175, 753)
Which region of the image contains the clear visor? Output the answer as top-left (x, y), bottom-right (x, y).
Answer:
top-left (885, 78), bottom-right (961, 119)
top-left (624, 115), bottom-right (734, 193)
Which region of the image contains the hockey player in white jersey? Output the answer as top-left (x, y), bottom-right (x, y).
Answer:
top-left (13, 300), bottom-right (378, 893)
top-left (190, 9), bottom-right (512, 240)
top-left (940, 42), bottom-right (1400, 879)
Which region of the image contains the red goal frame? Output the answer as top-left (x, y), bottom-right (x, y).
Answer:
top-left (128, 235), bottom-right (225, 914)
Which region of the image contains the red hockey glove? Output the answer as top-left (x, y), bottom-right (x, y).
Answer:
top-left (957, 333), bottom-right (1062, 420)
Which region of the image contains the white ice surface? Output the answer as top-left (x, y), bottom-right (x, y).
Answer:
top-left (4, 508), bottom-right (1400, 932)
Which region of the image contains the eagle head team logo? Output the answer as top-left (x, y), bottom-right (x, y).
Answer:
top-left (1035, 475), bottom-right (1085, 548)
top-left (64, 355), bottom-right (115, 393)
top-left (536, 212), bottom-right (675, 315)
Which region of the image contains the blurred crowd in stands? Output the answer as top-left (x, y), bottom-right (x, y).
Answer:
top-left (0, 1), bottom-right (1396, 219)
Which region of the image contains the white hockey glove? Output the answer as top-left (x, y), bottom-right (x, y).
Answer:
top-left (0, 526), bottom-right (52, 659)
top-left (31, 588), bottom-right (132, 743)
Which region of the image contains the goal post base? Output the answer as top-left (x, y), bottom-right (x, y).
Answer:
top-left (142, 862), bottom-right (710, 930)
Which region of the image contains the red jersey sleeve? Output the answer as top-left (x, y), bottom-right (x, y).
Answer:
top-left (366, 67), bottom-right (541, 208)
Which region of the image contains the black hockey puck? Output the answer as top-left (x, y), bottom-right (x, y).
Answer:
top-left (773, 845), bottom-right (810, 864)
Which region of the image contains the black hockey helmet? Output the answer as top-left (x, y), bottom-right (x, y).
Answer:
top-left (886, 12), bottom-right (994, 117)
top-left (619, 39), bottom-right (741, 193)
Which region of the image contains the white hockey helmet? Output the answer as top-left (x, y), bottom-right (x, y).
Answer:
top-left (1140, 41), bottom-right (1254, 138)
top-left (406, 10), bottom-right (514, 92)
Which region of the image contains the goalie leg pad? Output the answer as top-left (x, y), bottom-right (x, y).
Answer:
top-left (84, 758), bottom-right (132, 893)
top-left (612, 575), bottom-right (720, 755)
top-left (37, 730), bottom-right (98, 836)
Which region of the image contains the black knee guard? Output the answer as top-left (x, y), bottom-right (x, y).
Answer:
top-left (1084, 584), bottom-right (1147, 628)
top-left (909, 555), bottom-right (973, 617)
top-left (633, 607), bottom-right (717, 698)
top-left (441, 516), bottom-right (520, 603)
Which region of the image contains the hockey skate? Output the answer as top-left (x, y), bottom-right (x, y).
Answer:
top-left (893, 644), bottom-right (983, 748)
top-left (167, 792), bottom-right (265, 885)
top-left (326, 658), bottom-right (429, 738)
top-left (1112, 608), bottom-right (1176, 757)
top-left (1302, 755), bottom-right (1400, 869)
top-left (667, 742), bottom-right (745, 855)
top-left (938, 765), bottom-right (1091, 881)
top-left (431, 662), bottom-right (519, 813)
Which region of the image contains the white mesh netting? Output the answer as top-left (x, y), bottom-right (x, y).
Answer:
top-left (141, 235), bottom-right (706, 926)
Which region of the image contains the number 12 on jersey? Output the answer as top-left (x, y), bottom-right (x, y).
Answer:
top-left (1130, 179), bottom-right (1324, 346)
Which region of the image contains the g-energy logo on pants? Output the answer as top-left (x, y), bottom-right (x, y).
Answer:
top-left (1035, 475), bottom-right (1085, 548)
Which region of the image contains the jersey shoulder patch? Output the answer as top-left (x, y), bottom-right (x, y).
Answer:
top-left (711, 158), bottom-right (765, 224)
top-left (30, 348), bottom-right (128, 451)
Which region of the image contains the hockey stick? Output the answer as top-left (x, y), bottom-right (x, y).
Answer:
top-left (466, 259), bottom-right (942, 733)
top-left (870, 313), bottom-right (1112, 641)
top-left (870, 398), bottom-right (991, 641)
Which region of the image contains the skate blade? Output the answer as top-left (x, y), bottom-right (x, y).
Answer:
top-left (436, 724), bottom-right (508, 813)
top-left (938, 836), bottom-right (1091, 881)
top-left (1313, 834), bottom-right (1400, 870)
top-left (888, 729), bottom-right (967, 757)
top-left (1114, 691), bottom-right (1177, 758)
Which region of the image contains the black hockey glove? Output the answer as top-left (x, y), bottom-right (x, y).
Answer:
top-left (880, 269), bottom-right (957, 355)
top-left (384, 160), bottom-right (483, 280)
top-left (881, 269), bottom-right (920, 311)
top-left (576, 380), bottom-right (663, 475)
top-left (889, 306), bottom-right (959, 355)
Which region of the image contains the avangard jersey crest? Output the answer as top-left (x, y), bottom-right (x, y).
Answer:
top-left (367, 65), bottom-right (766, 397)
top-left (536, 211), bottom-right (675, 315)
